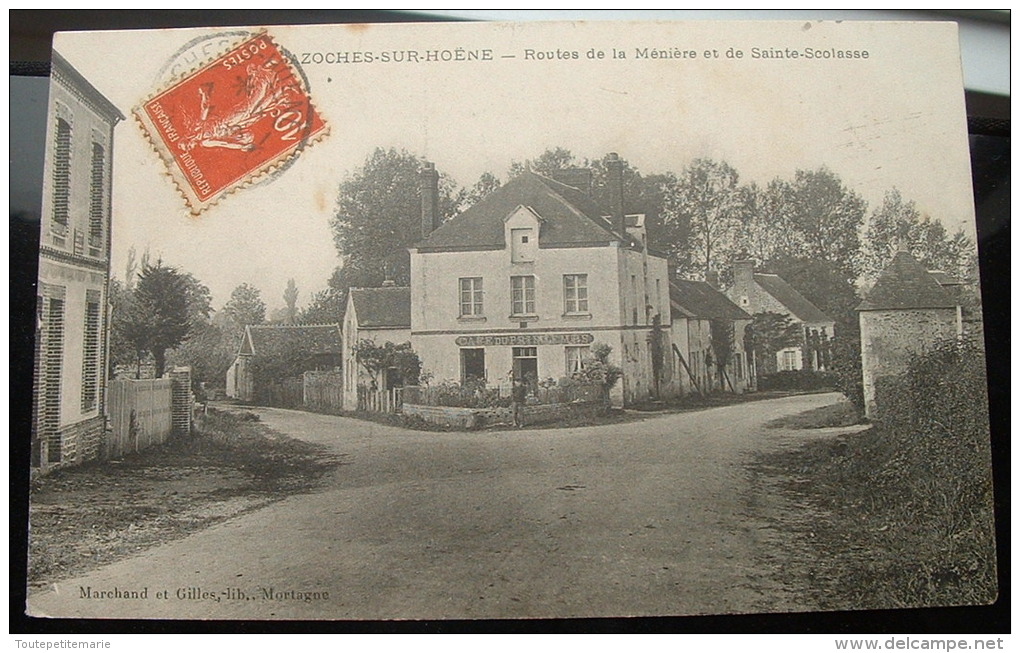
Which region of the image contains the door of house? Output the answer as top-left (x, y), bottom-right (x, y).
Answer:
top-left (460, 348), bottom-right (486, 384)
top-left (512, 346), bottom-right (538, 388)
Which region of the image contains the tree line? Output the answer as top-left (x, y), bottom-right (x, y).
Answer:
top-left (111, 145), bottom-right (977, 399)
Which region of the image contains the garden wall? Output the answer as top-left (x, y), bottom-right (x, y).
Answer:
top-left (402, 399), bottom-right (607, 430)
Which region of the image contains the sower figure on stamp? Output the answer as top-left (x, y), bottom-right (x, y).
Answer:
top-left (511, 378), bottom-right (527, 428)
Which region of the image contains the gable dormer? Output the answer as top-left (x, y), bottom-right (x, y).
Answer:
top-left (504, 204), bottom-right (544, 263)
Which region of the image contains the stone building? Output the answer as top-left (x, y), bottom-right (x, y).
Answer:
top-left (409, 155), bottom-right (671, 407)
top-left (341, 285), bottom-right (412, 409)
top-left (33, 52), bottom-right (124, 470)
top-left (726, 258), bottom-right (835, 372)
top-left (857, 249), bottom-right (962, 418)
top-left (668, 279), bottom-right (754, 396)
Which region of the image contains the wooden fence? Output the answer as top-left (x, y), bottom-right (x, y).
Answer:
top-left (106, 378), bottom-right (173, 460)
top-left (357, 386), bottom-right (403, 413)
top-left (304, 371), bottom-right (343, 411)
top-left (257, 376), bottom-right (304, 408)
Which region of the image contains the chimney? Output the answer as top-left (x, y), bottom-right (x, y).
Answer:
top-left (606, 152), bottom-right (625, 236)
top-left (705, 270), bottom-right (720, 290)
top-left (733, 257), bottom-right (755, 288)
top-left (421, 161), bottom-right (439, 239)
top-left (549, 168), bottom-right (593, 195)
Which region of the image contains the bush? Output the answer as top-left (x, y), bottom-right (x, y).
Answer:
top-left (420, 379), bottom-right (510, 409)
top-left (830, 332), bottom-right (864, 411)
top-left (757, 369), bottom-right (836, 391)
top-left (807, 338), bottom-right (995, 607)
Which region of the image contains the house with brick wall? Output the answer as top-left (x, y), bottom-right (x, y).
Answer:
top-left (409, 155), bottom-right (672, 407)
top-left (33, 52), bottom-right (124, 470)
top-left (857, 249), bottom-right (962, 418)
top-left (726, 258), bottom-right (835, 373)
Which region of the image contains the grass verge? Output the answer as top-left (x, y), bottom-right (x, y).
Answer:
top-left (28, 408), bottom-right (341, 589)
top-left (751, 419), bottom-right (996, 610)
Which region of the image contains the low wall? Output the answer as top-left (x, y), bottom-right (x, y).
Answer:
top-left (402, 400), bottom-right (607, 430)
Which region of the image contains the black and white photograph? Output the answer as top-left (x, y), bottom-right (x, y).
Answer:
top-left (17, 18), bottom-right (1001, 625)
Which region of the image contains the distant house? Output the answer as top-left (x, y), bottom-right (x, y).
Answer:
top-left (857, 250), bottom-right (962, 418)
top-left (669, 279), bottom-right (754, 396)
top-left (342, 285), bottom-right (412, 409)
top-left (33, 52), bottom-right (125, 470)
top-left (726, 258), bottom-right (835, 372)
top-left (226, 324), bottom-right (342, 403)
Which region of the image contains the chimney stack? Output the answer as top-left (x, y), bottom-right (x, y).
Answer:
top-left (421, 161), bottom-right (439, 239)
top-left (733, 257), bottom-right (755, 288)
top-left (606, 152), bottom-right (625, 236)
top-left (705, 270), bottom-right (720, 290)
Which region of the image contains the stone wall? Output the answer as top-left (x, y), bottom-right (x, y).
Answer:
top-left (860, 307), bottom-right (959, 417)
top-left (402, 400), bottom-right (608, 430)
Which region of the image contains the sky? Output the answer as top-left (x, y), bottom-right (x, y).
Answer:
top-left (53, 20), bottom-right (977, 312)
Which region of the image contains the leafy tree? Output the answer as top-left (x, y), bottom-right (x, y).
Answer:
top-left (765, 256), bottom-right (860, 334)
top-left (748, 312), bottom-right (801, 377)
top-left (133, 262), bottom-right (192, 377)
top-left (508, 147), bottom-right (578, 177)
top-left (167, 322), bottom-right (235, 391)
top-left (352, 340), bottom-right (422, 387)
top-left (862, 188), bottom-right (975, 281)
top-left (665, 158), bottom-right (743, 278)
top-left (710, 319), bottom-right (735, 390)
top-left (180, 272), bottom-right (213, 329)
top-left (109, 278), bottom-right (150, 378)
top-left (574, 342), bottom-right (623, 390)
top-left (223, 283), bottom-right (266, 329)
top-left (330, 148), bottom-right (459, 287)
top-left (785, 167), bottom-right (867, 282)
top-left (283, 278), bottom-right (299, 325)
top-left (458, 171), bottom-right (503, 209)
top-left (734, 178), bottom-right (797, 266)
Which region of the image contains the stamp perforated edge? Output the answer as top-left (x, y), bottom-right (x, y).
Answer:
top-left (133, 29), bottom-right (330, 216)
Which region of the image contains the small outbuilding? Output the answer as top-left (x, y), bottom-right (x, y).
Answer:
top-left (857, 249), bottom-right (962, 418)
top-left (226, 324), bottom-right (342, 403)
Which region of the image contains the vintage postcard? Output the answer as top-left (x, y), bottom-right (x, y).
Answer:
top-left (26, 20), bottom-right (995, 621)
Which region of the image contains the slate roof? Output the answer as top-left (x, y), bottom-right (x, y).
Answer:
top-left (242, 325), bottom-right (342, 357)
top-left (857, 250), bottom-right (959, 311)
top-left (670, 279), bottom-right (752, 322)
top-left (350, 286), bottom-right (411, 328)
top-left (754, 273), bottom-right (832, 324)
top-left (415, 171), bottom-right (636, 252)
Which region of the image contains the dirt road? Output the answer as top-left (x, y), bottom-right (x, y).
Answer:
top-left (28, 392), bottom-right (843, 620)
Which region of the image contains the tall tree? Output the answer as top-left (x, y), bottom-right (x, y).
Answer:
top-left (862, 188), bottom-right (975, 281)
top-left (330, 147), bottom-right (459, 287)
top-left (133, 262), bottom-right (192, 377)
top-left (283, 278), bottom-right (299, 325)
top-left (665, 158), bottom-right (743, 278)
top-left (458, 171), bottom-right (503, 210)
top-left (734, 178), bottom-right (797, 266)
top-left (223, 283), bottom-right (266, 329)
top-left (508, 147), bottom-right (578, 177)
top-left (785, 167), bottom-right (867, 282)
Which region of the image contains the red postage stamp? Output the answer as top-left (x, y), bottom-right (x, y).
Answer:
top-left (135, 32), bottom-right (328, 214)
